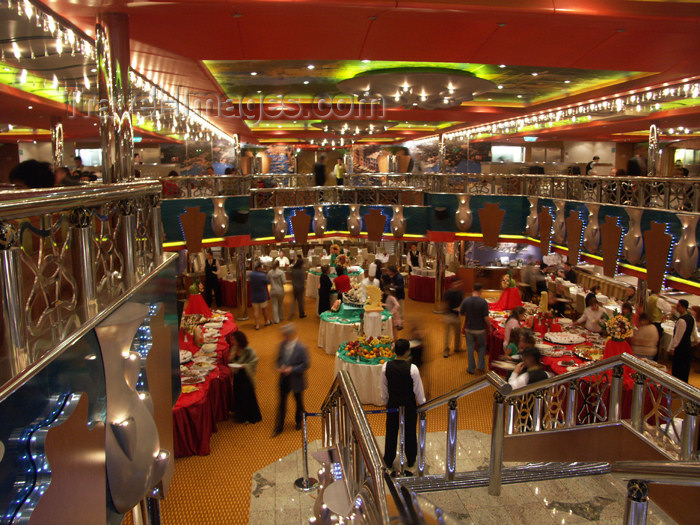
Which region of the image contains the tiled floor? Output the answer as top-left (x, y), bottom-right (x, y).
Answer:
top-left (248, 429), bottom-right (676, 524)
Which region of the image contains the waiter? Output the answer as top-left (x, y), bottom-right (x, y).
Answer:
top-left (668, 299), bottom-right (697, 383)
top-left (381, 339), bottom-right (426, 476)
top-left (203, 249), bottom-right (222, 307)
top-left (407, 244), bottom-right (422, 274)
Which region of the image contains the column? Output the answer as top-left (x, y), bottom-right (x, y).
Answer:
top-left (235, 246), bottom-right (249, 321)
top-left (438, 134), bottom-right (446, 174)
top-left (647, 124), bottom-right (659, 177)
top-left (433, 241), bottom-right (446, 313)
top-left (96, 12), bottom-right (134, 183)
top-left (50, 117), bottom-right (64, 167)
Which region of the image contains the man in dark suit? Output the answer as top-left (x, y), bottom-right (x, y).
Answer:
top-left (272, 323), bottom-right (310, 437)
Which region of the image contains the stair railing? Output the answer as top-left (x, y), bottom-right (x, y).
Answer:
top-left (487, 353), bottom-right (700, 496)
top-left (415, 372), bottom-right (511, 482)
top-left (611, 460), bottom-right (700, 525)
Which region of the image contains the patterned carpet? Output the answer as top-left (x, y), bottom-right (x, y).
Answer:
top-left (150, 288), bottom-right (496, 525)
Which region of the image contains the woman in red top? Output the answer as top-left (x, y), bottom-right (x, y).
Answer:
top-left (333, 266), bottom-right (352, 300)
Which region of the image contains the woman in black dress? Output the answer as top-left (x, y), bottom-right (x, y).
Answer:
top-left (318, 264), bottom-right (333, 315)
top-left (227, 331), bottom-right (262, 424)
top-left (204, 249), bottom-right (222, 307)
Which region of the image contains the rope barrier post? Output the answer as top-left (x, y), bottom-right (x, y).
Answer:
top-left (398, 406), bottom-right (406, 477)
top-left (294, 411), bottom-right (319, 492)
top-left (418, 412), bottom-right (426, 477)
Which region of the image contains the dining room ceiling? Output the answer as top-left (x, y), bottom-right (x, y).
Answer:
top-left (1, 0), bottom-right (699, 144)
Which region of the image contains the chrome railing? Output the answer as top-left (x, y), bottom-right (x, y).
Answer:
top-left (0, 181), bottom-right (164, 391)
top-left (414, 372), bottom-right (511, 493)
top-left (250, 185), bottom-right (425, 208)
top-left (158, 174), bottom-right (252, 198)
top-left (157, 172), bottom-right (700, 213)
top-left (487, 354), bottom-right (700, 496)
top-left (611, 461), bottom-right (700, 525)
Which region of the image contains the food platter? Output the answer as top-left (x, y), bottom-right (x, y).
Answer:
top-left (544, 332), bottom-right (586, 345)
top-left (574, 346), bottom-right (604, 361)
top-left (181, 385), bottom-right (199, 394)
top-left (181, 375), bottom-right (205, 385)
top-left (200, 343), bottom-right (217, 352)
top-left (192, 361), bottom-right (216, 372)
top-left (193, 356), bottom-right (216, 364)
top-left (179, 350), bottom-right (192, 364)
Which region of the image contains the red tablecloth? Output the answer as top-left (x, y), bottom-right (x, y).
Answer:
top-left (408, 274), bottom-right (457, 302)
top-left (489, 287), bottom-right (522, 311)
top-left (185, 294), bottom-right (212, 317)
top-left (217, 279), bottom-right (264, 308)
top-left (173, 314), bottom-right (237, 457)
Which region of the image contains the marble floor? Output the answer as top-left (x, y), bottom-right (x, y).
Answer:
top-left (249, 429), bottom-right (676, 524)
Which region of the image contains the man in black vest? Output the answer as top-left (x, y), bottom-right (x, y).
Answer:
top-left (381, 339), bottom-right (426, 475)
top-left (668, 299), bottom-right (696, 383)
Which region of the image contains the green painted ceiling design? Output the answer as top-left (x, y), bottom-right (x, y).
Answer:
top-left (204, 60), bottom-right (649, 106)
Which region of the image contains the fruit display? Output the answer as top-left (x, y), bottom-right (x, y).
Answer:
top-left (340, 335), bottom-right (395, 364)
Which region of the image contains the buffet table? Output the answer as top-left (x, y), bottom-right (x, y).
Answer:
top-left (318, 304), bottom-right (393, 354)
top-left (173, 313), bottom-right (237, 457)
top-left (408, 272), bottom-right (456, 302)
top-left (334, 356), bottom-right (385, 405)
top-left (306, 267), bottom-right (364, 298)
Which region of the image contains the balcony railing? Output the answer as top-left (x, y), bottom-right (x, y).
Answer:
top-left (0, 181), bottom-right (164, 392)
top-left (156, 172), bottom-right (700, 213)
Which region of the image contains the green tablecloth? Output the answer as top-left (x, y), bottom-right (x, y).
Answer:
top-left (309, 268), bottom-right (363, 278)
top-left (320, 303), bottom-right (392, 325)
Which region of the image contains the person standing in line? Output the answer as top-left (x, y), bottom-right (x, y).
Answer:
top-left (267, 260), bottom-right (287, 324)
top-left (381, 338), bottom-right (426, 476)
top-left (249, 261), bottom-right (271, 330)
top-left (227, 330), bottom-right (262, 424)
top-left (333, 158), bottom-right (346, 186)
top-left (388, 265), bottom-right (405, 321)
top-left (459, 283), bottom-right (492, 374)
top-left (318, 265), bottom-right (333, 315)
top-left (443, 280), bottom-right (464, 358)
top-left (272, 324), bottom-right (309, 437)
top-left (585, 155), bottom-right (600, 175)
top-left (203, 249), bottom-right (222, 308)
top-left (313, 154), bottom-right (327, 187)
top-left (333, 266), bottom-right (352, 300)
top-left (668, 299), bottom-right (697, 383)
top-left (289, 258), bottom-right (307, 320)
top-left (382, 287), bottom-right (402, 339)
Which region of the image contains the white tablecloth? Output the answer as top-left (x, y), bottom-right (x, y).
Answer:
top-left (305, 268), bottom-right (364, 298)
top-left (334, 355), bottom-right (385, 406)
top-left (318, 317), bottom-right (393, 355)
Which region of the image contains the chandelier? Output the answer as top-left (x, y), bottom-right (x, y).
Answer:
top-left (337, 68), bottom-right (495, 110)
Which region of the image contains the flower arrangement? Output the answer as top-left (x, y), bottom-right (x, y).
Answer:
top-left (605, 313), bottom-right (633, 342)
top-left (331, 299), bottom-right (341, 312)
top-left (501, 270), bottom-right (516, 289)
top-left (330, 243), bottom-right (341, 254)
top-left (335, 254), bottom-right (348, 268)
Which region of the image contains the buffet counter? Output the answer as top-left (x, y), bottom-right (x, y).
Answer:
top-left (318, 304), bottom-right (393, 354)
top-left (306, 266), bottom-right (364, 299)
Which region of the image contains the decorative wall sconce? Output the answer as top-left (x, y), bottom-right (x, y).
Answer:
top-left (390, 206), bottom-right (406, 238)
top-left (210, 197), bottom-right (229, 237)
top-left (673, 214), bottom-right (699, 279)
top-left (526, 197), bottom-right (539, 237)
top-left (455, 194), bottom-right (472, 232)
top-left (347, 205), bottom-right (361, 237)
top-left (272, 208), bottom-right (286, 242)
top-left (622, 208), bottom-right (644, 264)
top-left (313, 206), bottom-right (327, 237)
top-left (552, 200), bottom-right (567, 245)
top-left (583, 204), bottom-right (601, 254)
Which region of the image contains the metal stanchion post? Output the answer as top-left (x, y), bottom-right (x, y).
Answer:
top-left (610, 366), bottom-right (624, 423)
top-left (294, 412), bottom-right (319, 492)
top-left (630, 373), bottom-right (646, 433)
top-left (146, 497), bottom-right (162, 525)
top-left (445, 399), bottom-right (458, 481)
top-left (624, 480), bottom-right (649, 525)
top-left (488, 392), bottom-right (506, 496)
top-left (398, 406), bottom-right (406, 476)
top-left (680, 402), bottom-right (699, 461)
top-left (418, 412), bottom-right (426, 477)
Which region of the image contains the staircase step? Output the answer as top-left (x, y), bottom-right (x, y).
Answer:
top-left (401, 461), bottom-right (611, 493)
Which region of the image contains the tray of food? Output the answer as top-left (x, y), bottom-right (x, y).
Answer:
top-left (544, 332), bottom-right (586, 345)
top-left (181, 375), bottom-right (205, 385)
top-left (179, 350), bottom-right (192, 364)
top-left (574, 346), bottom-right (604, 361)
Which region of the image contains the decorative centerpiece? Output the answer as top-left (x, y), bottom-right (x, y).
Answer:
top-left (602, 312), bottom-right (633, 358)
top-left (343, 283), bottom-right (366, 307)
top-left (340, 335), bottom-right (395, 364)
top-left (364, 285), bottom-right (383, 312)
top-left (489, 268), bottom-right (522, 311)
top-left (331, 299), bottom-right (341, 312)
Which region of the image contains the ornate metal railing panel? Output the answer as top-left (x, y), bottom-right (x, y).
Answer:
top-left (501, 355), bottom-right (700, 462)
top-left (0, 182), bottom-right (164, 390)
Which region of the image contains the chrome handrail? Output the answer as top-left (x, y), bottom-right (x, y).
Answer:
top-left (0, 181), bottom-right (161, 220)
top-left (611, 460), bottom-right (700, 486)
top-left (418, 371), bottom-right (511, 413)
top-left (504, 353), bottom-right (700, 401)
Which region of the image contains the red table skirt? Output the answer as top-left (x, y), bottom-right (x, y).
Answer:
top-left (218, 278), bottom-right (262, 308)
top-left (173, 314), bottom-right (237, 457)
top-left (408, 274), bottom-right (456, 303)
